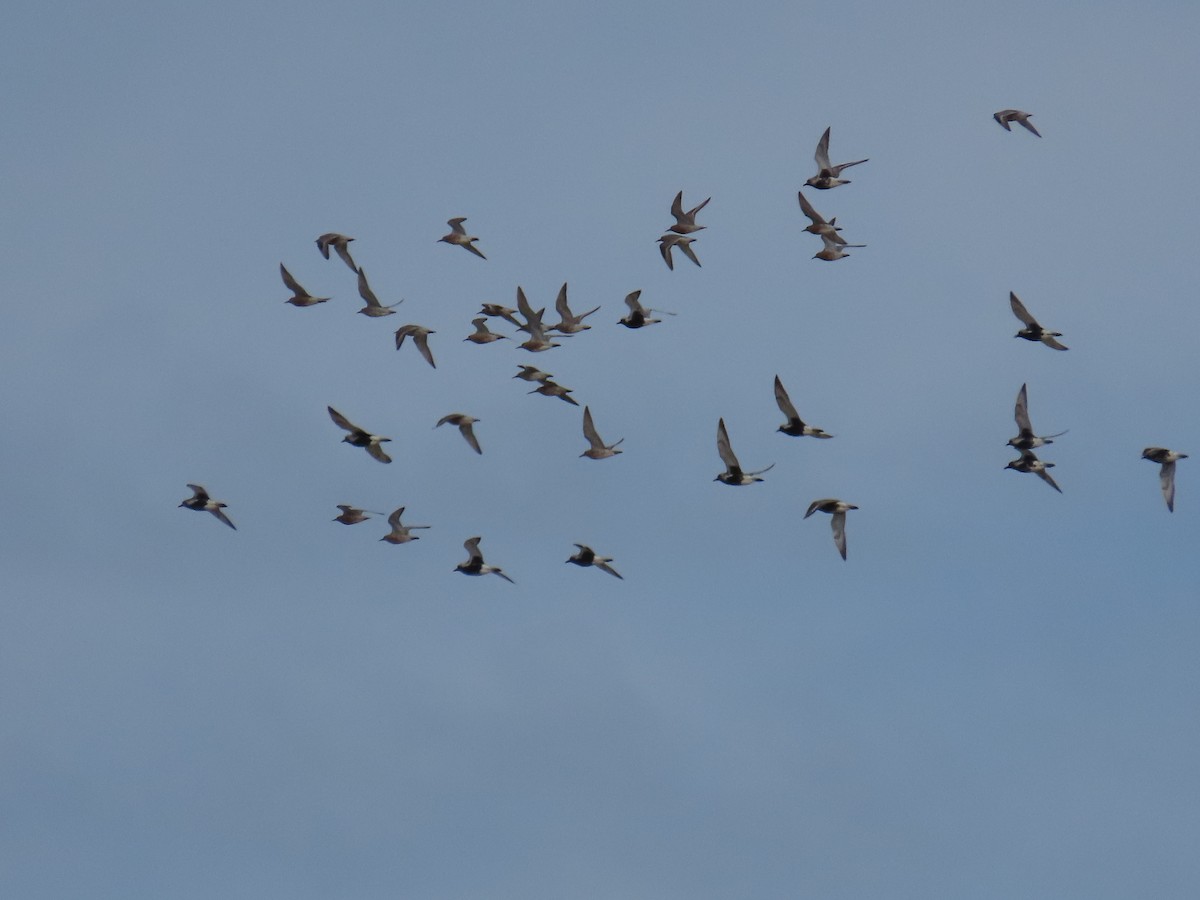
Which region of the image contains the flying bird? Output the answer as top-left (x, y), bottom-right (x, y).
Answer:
top-left (394, 324), bottom-right (437, 368)
top-left (280, 263), bottom-right (329, 307)
top-left (994, 109), bottom-right (1041, 137)
top-left (465, 317), bottom-right (508, 344)
top-left (514, 364), bottom-right (553, 383)
top-left (1142, 447), bottom-right (1188, 512)
top-left (479, 303), bottom-right (524, 329)
top-left (436, 413), bottom-right (482, 455)
top-left (380, 506), bottom-right (431, 544)
top-left (179, 484), bottom-right (236, 530)
top-left (528, 380), bottom-right (579, 405)
top-left (715, 418), bottom-right (774, 485)
top-left (1008, 383), bottom-right (1067, 451)
top-left (328, 406), bottom-right (392, 463)
top-left (514, 286), bottom-right (560, 352)
top-left (549, 283), bottom-right (600, 334)
top-left (797, 190), bottom-right (845, 243)
top-left (813, 234), bottom-right (866, 261)
top-left (438, 217), bottom-right (486, 259)
top-left (805, 126), bottom-right (868, 189)
top-left (455, 536), bottom-right (515, 583)
top-left (1009, 292), bottom-right (1067, 350)
top-left (333, 505), bottom-right (380, 525)
top-left (566, 544), bottom-right (623, 579)
top-left (667, 190), bottom-right (710, 235)
top-left (1005, 449), bottom-right (1062, 493)
top-left (581, 406), bottom-right (624, 459)
top-left (355, 267), bottom-right (403, 317)
top-left (618, 290), bottom-right (674, 328)
top-left (774, 375), bottom-right (833, 438)
top-left (315, 233), bottom-right (358, 271)
top-left (658, 233), bottom-right (701, 270)
top-left (804, 498), bottom-right (857, 559)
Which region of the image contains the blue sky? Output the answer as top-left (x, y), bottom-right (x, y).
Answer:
top-left (4, 1), bottom-right (1200, 897)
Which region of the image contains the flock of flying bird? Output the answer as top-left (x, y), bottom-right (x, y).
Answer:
top-left (180, 110), bottom-right (1187, 570)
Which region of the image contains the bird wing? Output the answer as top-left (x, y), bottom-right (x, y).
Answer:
top-left (670, 191), bottom-right (685, 222)
top-left (797, 190), bottom-right (827, 226)
top-left (677, 240), bottom-right (701, 268)
top-left (831, 510), bottom-right (847, 559)
top-left (582, 406), bottom-right (602, 448)
top-left (461, 422), bottom-right (482, 455)
top-left (356, 267), bottom-right (380, 307)
top-left (554, 283), bottom-right (572, 320)
top-left (773, 375), bottom-right (800, 420)
top-left (1042, 335), bottom-right (1069, 351)
top-left (716, 418), bottom-right (740, 470)
top-left (366, 441), bottom-right (392, 464)
top-left (447, 217), bottom-right (468, 234)
top-left (658, 237), bottom-right (675, 270)
top-left (624, 290), bottom-right (645, 313)
top-left (387, 507), bottom-right (405, 529)
top-left (1013, 384), bottom-right (1033, 434)
top-left (1009, 292), bottom-right (1038, 327)
top-left (464, 536), bottom-right (483, 561)
top-left (413, 331), bottom-right (437, 368)
top-left (280, 263), bottom-right (305, 294)
top-left (595, 559), bottom-right (623, 579)
top-left (814, 126), bottom-right (832, 171)
top-left (186, 484), bottom-right (209, 502)
top-left (1161, 460), bottom-right (1177, 511)
top-left (210, 506), bottom-right (237, 530)
top-left (327, 406), bottom-right (359, 433)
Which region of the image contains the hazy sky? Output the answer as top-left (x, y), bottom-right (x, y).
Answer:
top-left (4, 1), bottom-right (1200, 897)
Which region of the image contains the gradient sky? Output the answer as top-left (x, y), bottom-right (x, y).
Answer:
top-left (4, 2), bottom-right (1200, 897)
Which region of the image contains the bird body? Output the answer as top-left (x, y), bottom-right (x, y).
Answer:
top-left (581, 406), bottom-right (623, 459)
top-left (179, 484), bottom-right (236, 530)
top-left (1143, 447), bottom-right (1188, 512)
top-left (438, 217), bottom-right (486, 259)
top-left (715, 418), bottom-right (773, 485)
top-left (805, 127), bottom-right (868, 189)
top-left (774, 375), bottom-right (833, 438)
top-left (328, 406), bottom-right (392, 463)
top-left (994, 109), bottom-right (1041, 137)
top-left (804, 498), bottom-right (857, 559)
top-left (436, 413), bottom-right (482, 454)
top-left (455, 536), bottom-right (514, 583)
top-left (280, 263), bottom-right (329, 307)
top-left (567, 544), bottom-right (623, 579)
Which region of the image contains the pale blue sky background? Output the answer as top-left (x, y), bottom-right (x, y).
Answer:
top-left (3, 1), bottom-right (1200, 897)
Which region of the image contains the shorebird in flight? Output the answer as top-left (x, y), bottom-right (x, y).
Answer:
top-left (328, 406), bottom-right (392, 463)
top-left (715, 418), bottom-right (774, 485)
top-left (280, 263), bottom-right (329, 307)
top-left (179, 484), bottom-right (236, 530)
top-left (1005, 449), bottom-right (1062, 493)
top-left (438, 217), bottom-right (486, 259)
top-left (380, 507), bottom-right (431, 544)
top-left (804, 498), bottom-right (857, 559)
top-left (774, 375), bottom-right (833, 438)
top-left (394, 324), bottom-right (437, 368)
top-left (355, 267), bottom-right (403, 317)
top-left (1009, 292), bottom-right (1067, 350)
top-left (805, 126), bottom-right (868, 189)
top-left (455, 536), bottom-right (514, 583)
top-left (994, 109), bottom-right (1041, 137)
top-left (658, 233), bottom-right (701, 270)
top-left (1008, 383), bottom-right (1067, 452)
top-left (581, 406), bottom-right (623, 459)
top-left (436, 413), bottom-right (483, 455)
top-left (667, 190), bottom-right (710, 235)
top-left (1142, 447), bottom-right (1188, 512)
top-left (566, 544), bottom-right (623, 579)
top-left (315, 233), bottom-right (358, 272)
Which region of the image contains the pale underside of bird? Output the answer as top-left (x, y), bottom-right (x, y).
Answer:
top-left (1009, 292), bottom-right (1067, 350)
top-left (315, 232), bottom-right (358, 272)
top-left (394, 324), bottom-right (437, 368)
top-left (380, 506), bottom-right (431, 543)
top-left (1005, 449), bottom-right (1061, 492)
top-left (668, 190), bottom-right (710, 235)
top-left (514, 364), bottom-right (553, 383)
top-left (804, 498), bottom-right (857, 559)
top-left (567, 544), bottom-right (623, 579)
top-left (774, 375), bottom-right (833, 438)
top-left (334, 504), bottom-right (381, 525)
top-left (806, 126), bottom-right (868, 189)
top-left (436, 413), bottom-right (482, 455)
top-left (1142, 447), bottom-right (1188, 512)
top-left (328, 405), bottom-right (392, 463)
top-left (355, 267), bottom-right (403, 317)
top-left (528, 380), bottom-right (579, 405)
top-left (581, 406), bottom-right (623, 459)
top-left (549, 283), bottom-right (600, 334)
top-left (515, 286), bottom-right (560, 352)
top-left (994, 109), bottom-right (1041, 137)
top-left (813, 234), bottom-right (866, 261)
top-left (179, 484), bottom-right (236, 530)
top-left (465, 317), bottom-right (508, 344)
top-left (715, 417), bottom-right (774, 485)
top-left (658, 233), bottom-right (701, 270)
top-left (618, 290), bottom-right (674, 328)
top-left (455, 536), bottom-right (514, 583)
top-left (1008, 383), bottom-right (1067, 452)
top-left (797, 190), bottom-right (846, 244)
top-left (280, 263), bottom-right (329, 307)
top-left (438, 217), bottom-right (486, 259)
